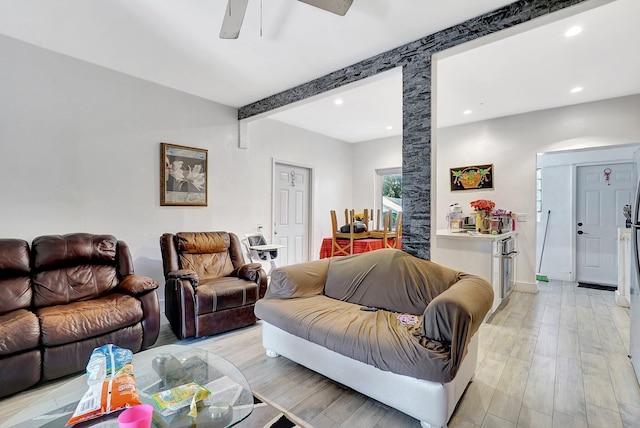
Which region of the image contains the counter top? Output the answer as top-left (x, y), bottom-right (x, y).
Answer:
top-left (436, 229), bottom-right (517, 241)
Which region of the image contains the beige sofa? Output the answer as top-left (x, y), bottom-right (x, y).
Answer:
top-left (254, 249), bottom-right (493, 428)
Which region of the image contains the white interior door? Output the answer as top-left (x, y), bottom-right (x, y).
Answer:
top-left (273, 163), bottom-right (310, 266)
top-left (576, 163), bottom-right (635, 285)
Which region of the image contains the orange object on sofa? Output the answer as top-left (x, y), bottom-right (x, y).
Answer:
top-left (160, 232), bottom-right (268, 339)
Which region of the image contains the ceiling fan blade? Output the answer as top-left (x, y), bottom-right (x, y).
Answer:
top-left (220, 0), bottom-right (250, 39)
top-left (298, 0), bottom-right (354, 16)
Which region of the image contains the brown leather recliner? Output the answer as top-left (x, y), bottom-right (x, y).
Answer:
top-left (0, 233), bottom-right (160, 398)
top-left (160, 232), bottom-right (268, 339)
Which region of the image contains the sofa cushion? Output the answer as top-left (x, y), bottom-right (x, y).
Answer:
top-left (324, 249), bottom-right (459, 315)
top-left (0, 309), bottom-right (40, 355)
top-left (195, 277), bottom-right (259, 315)
top-left (31, 234), bottom-right (120, 307)
top-left (179, 253), bottom-right (235, 281)
top-left (0, 239), bottom-right (32, 314)
top-left (176, 232), bottom-right (236, 280)
top-left (0, 277), bottom-right (32, 315)
top-left (176, 232), bottom-right (230, 254)
top-left (37, 293), bottom-right (143, 346)
top-left (266, 259), bottom-right (330, 299)
top-left (255, 295), bottom-right (458, 383)
top-left (32, 234), bottom-right (118, 272)
top-left (33, 265), bottom-right (119, 308)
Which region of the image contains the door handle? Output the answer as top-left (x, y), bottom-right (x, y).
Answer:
top-left (577, 230), bottom-right (589, 235)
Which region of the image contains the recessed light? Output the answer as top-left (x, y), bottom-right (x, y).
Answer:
top-left (570, 86), bottom-right (583, 93)
top-left (334, 99), bottom-right (344, 105)
top-left (385, 126), bottom-right (393, 130)
top-left (463, 110), bottom-right (472, 115)
top-left (565, 26), bottom-right (582, 37)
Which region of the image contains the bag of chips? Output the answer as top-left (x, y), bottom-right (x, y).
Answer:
top-left (66, 344), bottom-right (141, 426)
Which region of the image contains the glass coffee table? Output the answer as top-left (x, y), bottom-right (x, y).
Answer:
top-left (5, 345), bottom-right (253, 427)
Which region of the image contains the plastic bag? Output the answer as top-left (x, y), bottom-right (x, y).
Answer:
top-left (152, 381), bottom-right (211, 417)
top-left (66, 344), bottom-right (141, 426)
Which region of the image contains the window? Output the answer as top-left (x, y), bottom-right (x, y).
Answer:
top-left (376, 167), bottom-right (402, 226)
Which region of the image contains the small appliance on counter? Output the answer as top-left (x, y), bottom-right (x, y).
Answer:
top-left (447, 203), bottom-right (465, 232)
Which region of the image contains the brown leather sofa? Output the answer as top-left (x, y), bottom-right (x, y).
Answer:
top-left (0, 233), bottom-right (160, 398)
top-left (160, 231), bottom-right (267, 339)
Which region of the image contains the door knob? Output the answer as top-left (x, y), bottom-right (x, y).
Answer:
top-left (577, 230), bottom-right (589, 235)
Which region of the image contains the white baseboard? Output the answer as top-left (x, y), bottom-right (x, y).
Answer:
top-left (515, 281), bottom-right (538, 293)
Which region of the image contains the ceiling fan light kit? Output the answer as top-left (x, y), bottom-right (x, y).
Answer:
top-left (220, 0), bottom-right (353, 39)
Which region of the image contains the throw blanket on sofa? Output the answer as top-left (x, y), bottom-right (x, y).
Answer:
top-left (255, 249), bottom-right (493, 383)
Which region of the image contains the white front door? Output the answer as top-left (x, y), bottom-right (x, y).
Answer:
top-left (273, 163), bottom-right (310, 266)
top-left (576, 163), bottom-right (635, 286)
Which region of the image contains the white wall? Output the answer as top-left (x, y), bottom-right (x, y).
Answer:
top-left (0, 35), bottom-right (353, 307)
top-left (351, 135), bottom-right (403, 214)
top-left (434, 94), bottom-right (640, 287)
top-left (242, 118), bottom-right (353, 259)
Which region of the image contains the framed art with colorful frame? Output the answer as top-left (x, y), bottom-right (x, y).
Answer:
top-left (450, 164), bottom-right (493, 191)
top-left (160, 142), bottom-right (208, 206)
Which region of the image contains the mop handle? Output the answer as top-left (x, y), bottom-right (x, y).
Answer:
top-left (538, 210), bottom-right (551, 272)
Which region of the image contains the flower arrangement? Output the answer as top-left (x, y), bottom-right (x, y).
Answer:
top-left (470, 199), bottom-right (495, 212)
top-left (354, 212), bottom-right (364, 221)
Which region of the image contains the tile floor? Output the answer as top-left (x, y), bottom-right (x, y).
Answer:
top-left (2, 280), bottom-right (639, 427)
top-left (450, 280), bottom-right (640, 427)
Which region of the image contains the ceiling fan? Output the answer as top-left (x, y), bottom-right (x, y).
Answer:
top-left (220, 0), bottom-right (354, 39)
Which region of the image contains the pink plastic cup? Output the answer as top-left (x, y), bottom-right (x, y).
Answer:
top-left (117, 404), bottom-right (153, 428)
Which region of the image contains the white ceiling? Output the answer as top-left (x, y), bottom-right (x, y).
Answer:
top-left (1, 0), bottom-right (638, 143)
top-left (436, 0), bottom-right (640, 128)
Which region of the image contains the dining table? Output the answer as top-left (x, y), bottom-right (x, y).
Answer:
top-left (319, 236), bottom-right (401, 259)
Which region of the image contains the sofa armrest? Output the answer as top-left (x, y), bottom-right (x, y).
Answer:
top-left (164, 275), bottom-right (197, 339)
top-left (422, 273), bottom-right (493, 371)
top-left (231, 263), bottom-right (268, 298)
top-left (265, 258), bottom-right (330, 299)
top-left (167, 269), bottom-right (199, 287)
top-left (119, 274), bottom-right (159, 296)
top-left (118, 275), bottom-right (160, 350)
top-left (232, 263), bottom-right (262, 282)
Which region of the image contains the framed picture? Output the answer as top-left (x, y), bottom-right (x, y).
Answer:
top-left (450, 164), bottom-right (493, 191)
top-left (160, 142), bottom-right (208, 206)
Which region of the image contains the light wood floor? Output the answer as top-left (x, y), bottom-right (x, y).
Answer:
top-left (1, 280), bottom-right (639, 427)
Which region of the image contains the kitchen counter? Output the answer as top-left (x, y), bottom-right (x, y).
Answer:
top-left (433, 229), bottom-right (518, 318)
top-left (436, 229), bottom-right (517, 240)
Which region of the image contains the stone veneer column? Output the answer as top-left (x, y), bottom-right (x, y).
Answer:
top-left (239, 0), bottom-right (587, 260)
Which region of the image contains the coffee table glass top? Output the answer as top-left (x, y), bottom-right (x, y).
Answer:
top-left (5, 345), bottom-right (253, 427)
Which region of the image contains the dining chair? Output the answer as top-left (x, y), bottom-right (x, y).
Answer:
top-left (369, 211), bottom-right (402, 249)
top-left (330, 209), bottom-right (369, 256)
top-left (370, 208), bottom-right (383, 232)
top-left (342, 208), bottom-right (370, 231)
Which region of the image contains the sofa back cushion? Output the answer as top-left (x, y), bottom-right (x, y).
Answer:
top-left (266, 259), bottom-right (330, 299)
top-left (175, 232), bottom-right (238, 280)
top-left (31, 234), bottom-right (119, 308)
top-left (324, 249), bottom-right (459, 315)
top-left (0, 239), bottom-right (32, 315)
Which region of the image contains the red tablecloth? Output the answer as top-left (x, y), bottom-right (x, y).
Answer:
top-left (319, 237), bottom-right (401, 259)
